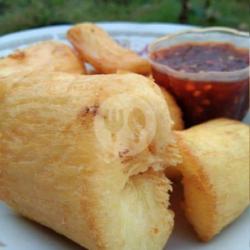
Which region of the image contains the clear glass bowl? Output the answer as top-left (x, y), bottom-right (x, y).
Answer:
top-left (148, 27), bottom-right (250, 127)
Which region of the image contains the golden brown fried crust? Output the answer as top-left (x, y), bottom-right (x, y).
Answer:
top-left (67, 23), bottom-right (151, 75)
top-left (160, 87), bottom-right (184, 131)
top-left (175, 119), bottom-right (250, 241)
top-left (159, 87), bottom-right (184, 180)
top-left (0, 41), bottom-right (85, 74)
top-left (0, 71), bottom-right (179, 250)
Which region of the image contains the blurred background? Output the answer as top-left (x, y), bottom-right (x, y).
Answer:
top-left (0, 0), bottom-right (249, 35)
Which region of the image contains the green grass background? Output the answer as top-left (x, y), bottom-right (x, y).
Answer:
top-left (0, 0), bottom-right (249, 35)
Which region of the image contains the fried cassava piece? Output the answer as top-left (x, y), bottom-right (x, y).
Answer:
top-left (160, 87), bottom-right (184, 131)
top-left (0, 70), bottom-right (180, 250)
top-left (175, 119), bottom-right (249, 241)
top-left (0, 41), bottom-right (85, 74)
top-left (67, 23), bottom-right (151, 75)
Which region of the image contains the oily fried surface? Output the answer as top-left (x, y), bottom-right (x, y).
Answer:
top-left (175, 119), bottom-right (250, 241)
top-left (0, 41), bottom-right (85, 74)
top-left (159, 87), bottom-right (184, 180)
top-left (0, 71), bottom-right (180, 250)
top-left (67, 23), bottom-right (151, 75)
top-left (160, 87), bottom-right (184, 130)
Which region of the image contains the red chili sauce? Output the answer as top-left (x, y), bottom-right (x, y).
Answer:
top-left (151, 42), bottom-right (249, 127)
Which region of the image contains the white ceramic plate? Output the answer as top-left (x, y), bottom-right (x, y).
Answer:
top-left (0, 22), bottom-right (249, 250)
